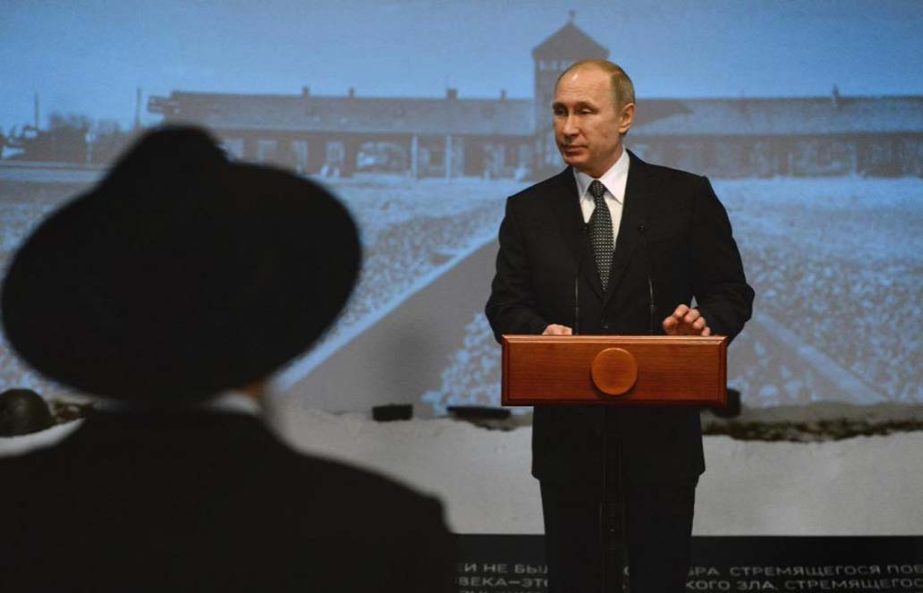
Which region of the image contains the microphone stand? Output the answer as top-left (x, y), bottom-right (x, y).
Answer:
top-left (601, 222), bottom-right (654, 593)
top-left (573, 227), bottom-right (620, 593)
top-left (597, 242), bottom-right (626, 593)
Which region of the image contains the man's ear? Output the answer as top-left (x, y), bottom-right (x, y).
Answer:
top-left (618, 102), bottom-right (636, 135)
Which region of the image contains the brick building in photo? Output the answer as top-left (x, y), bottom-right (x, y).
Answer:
top-left (148, 16), bottom-right (923, 179)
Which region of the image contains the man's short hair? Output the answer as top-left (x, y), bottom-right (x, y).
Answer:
top-left (556, 59), bottom-right (636, 108)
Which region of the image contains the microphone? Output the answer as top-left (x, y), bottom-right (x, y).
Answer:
top-left (637, 222), bottom-right (656, 335)
top-left (574, 223), bottom-right (588, 335)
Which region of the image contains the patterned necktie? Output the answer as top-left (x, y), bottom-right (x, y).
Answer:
top-left (588, 179), bottom-right (614, 290)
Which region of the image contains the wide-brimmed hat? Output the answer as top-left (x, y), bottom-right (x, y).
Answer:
top-left (1, 126), bottom-right (359, 402)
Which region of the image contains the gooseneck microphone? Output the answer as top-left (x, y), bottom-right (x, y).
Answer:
top-left (573, 222), bottom-right (588, 336)
top-left (637, 221), bottom-right (656, 335)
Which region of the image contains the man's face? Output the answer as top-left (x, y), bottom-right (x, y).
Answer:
top-left (552, 67), bottom-right (634, 178)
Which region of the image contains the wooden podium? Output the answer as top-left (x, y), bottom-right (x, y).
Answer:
top-left (502, 334), bottom-right (728, 593)
top-left (501, 334), bottom-right (728, 407)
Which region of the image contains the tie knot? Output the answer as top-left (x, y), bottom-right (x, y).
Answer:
top-left (589, 180), bottom-right (607, 201)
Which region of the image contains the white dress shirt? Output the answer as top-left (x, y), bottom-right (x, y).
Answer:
top-left (573, 148), bottom-right (630, 245)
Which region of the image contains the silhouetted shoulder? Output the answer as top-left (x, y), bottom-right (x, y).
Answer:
top-left (287, 449), bottom-right (448, 531)
top-left (0, 414), bottom-right (454, 593)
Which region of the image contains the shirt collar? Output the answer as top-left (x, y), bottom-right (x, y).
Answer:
top-left (573, 148), bottom-right (630, 204)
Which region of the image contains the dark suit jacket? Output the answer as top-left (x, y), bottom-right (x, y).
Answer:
top-left (486, 152), bottom-right (754, 484)
top-left (0, 409), bottom-right (453, 592)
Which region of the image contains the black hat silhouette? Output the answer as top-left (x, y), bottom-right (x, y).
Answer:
top-left (1, 127), bottom-right (359, 402)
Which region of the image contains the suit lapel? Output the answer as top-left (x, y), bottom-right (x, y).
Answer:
top-left (602, 151), bottom-right (655, 309)
top-left (549, 168), bottom-right (604, 299)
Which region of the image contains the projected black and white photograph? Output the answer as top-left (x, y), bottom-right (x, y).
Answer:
top-left (1, 1), bottom-right (922, 591)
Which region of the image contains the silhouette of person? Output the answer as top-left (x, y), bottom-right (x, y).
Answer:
top-left (0, 127), bottom-right (453, 593)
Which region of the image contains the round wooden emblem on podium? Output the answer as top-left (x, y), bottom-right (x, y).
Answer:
top-left (590, 347), bottom-right (638, 396)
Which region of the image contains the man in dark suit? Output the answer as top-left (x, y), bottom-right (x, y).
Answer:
top-left (486, 60), bottom-right (754, 592)
top-left (0, 127), bottom-right (453, 593)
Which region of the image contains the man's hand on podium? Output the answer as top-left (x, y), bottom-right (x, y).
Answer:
top-left (542, 324), bottom-right (573, 336)
top-left (662, 304), bottom-right (712, 336)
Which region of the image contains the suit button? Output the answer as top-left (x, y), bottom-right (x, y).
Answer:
top-left (601, 323), bottom-right (610, 330)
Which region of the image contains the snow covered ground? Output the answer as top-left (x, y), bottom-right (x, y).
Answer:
top-left (3, 175), bottom-right (922, 410)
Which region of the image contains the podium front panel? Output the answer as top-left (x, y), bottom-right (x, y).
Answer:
top-left (501, 335), bottom-right (727, 406)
